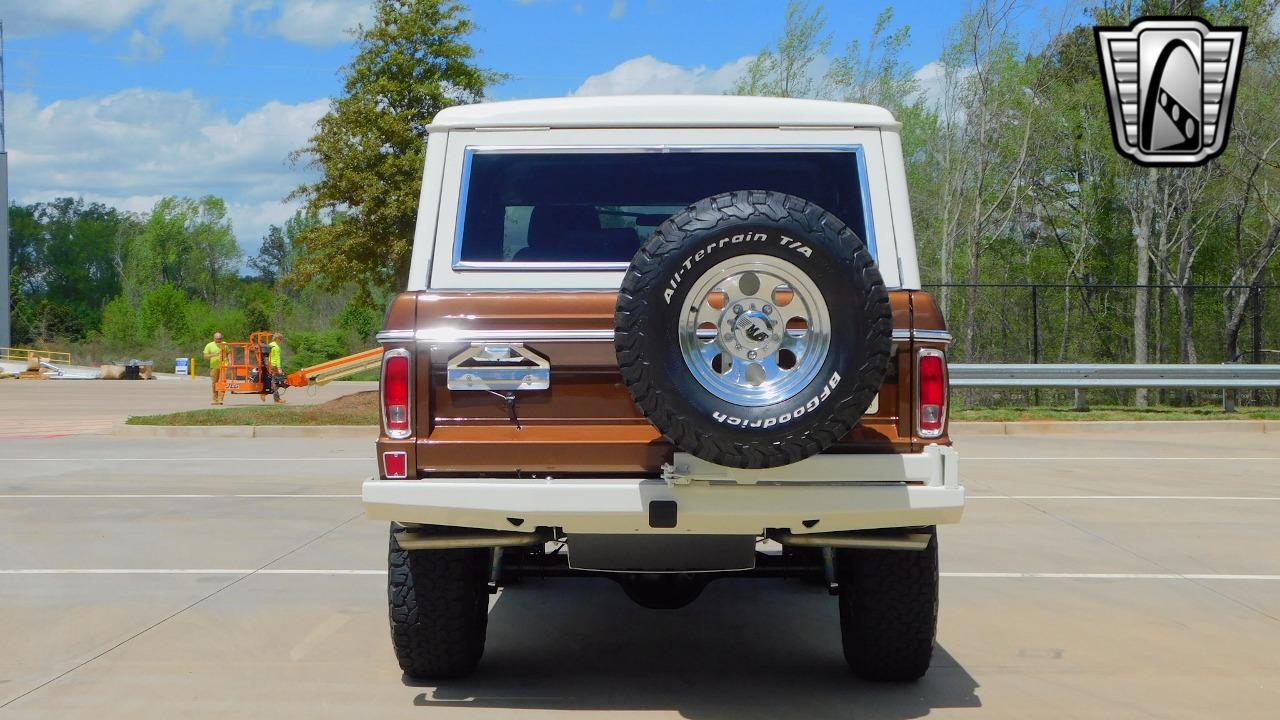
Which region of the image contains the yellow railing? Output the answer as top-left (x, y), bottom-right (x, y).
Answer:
top-left (0, 347), bottom-right (73, 365)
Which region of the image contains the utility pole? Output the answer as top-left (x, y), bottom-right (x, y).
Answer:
top-left (0, 21), bottom-right (9, 348)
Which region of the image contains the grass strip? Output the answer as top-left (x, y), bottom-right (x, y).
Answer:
top-left (127, 404), bottom-right (379, 426)
top-left (953, 405), bottom-right (1280, 422)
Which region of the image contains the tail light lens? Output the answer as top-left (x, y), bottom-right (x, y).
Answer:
top-left (382, 349), bottom-right (411, 439)
top-left (917, 348), bottom-right (947, 438)
top-left (382, 451), bottom-right (407, 479)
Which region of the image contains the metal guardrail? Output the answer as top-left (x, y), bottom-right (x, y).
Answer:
top-left (949, 364), bottom-right (1280, 389)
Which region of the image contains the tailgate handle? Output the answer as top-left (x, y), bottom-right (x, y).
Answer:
top-left (446, 343), bottom-right (550, 391)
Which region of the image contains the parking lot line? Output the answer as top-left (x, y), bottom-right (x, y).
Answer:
top-left (2, 569), bottom-right (1279, 580)
top-left (943, 572), bottom-right (1280, 580)
top-left (968, 495), bottom-right (1280, 500)
top-left (0, 494), bottom-right (361, 498)
top-left (3, 493), bottom-right (1277, 500)
top-left (967, 456), bottom-right (1280, 461)
top-left (0, 457), bottom-right (371, 462)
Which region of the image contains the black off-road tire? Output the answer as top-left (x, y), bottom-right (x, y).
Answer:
top-left (387, 525), bottom-right (490, 680)
top-left (837, 528), bottom-right (939, 682)
top-left (616, 190), bottom-right (891, 469)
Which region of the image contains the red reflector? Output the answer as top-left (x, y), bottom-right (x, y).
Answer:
top-left (918, 351), bottom-right (946, 436)
top-left (383, 353), bottom-right (410, 437)
top-left (383, 451), bottom-right (407, 479)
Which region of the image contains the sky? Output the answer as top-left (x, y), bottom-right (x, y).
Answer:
top-left (0, 0), bottom-right (1082, 257)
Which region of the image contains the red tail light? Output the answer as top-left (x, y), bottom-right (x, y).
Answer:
top-left (382, 349), bottom-right (411, 439)
top-left (382, 451), bottom-right (407, 479)
top-left (917, 348), bottom-right (947, 438)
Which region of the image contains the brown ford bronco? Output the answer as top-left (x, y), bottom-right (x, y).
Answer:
top-left (364, 95), bottom-right (962, 682)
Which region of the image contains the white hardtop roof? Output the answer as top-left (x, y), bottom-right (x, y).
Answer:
top-left (428, 95), bottom-right (898, 131)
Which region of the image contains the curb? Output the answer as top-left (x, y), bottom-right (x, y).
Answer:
top-left (113, 423), bottom-right (377, 438)
top-left (952, 420), bottom-right (1277, 436)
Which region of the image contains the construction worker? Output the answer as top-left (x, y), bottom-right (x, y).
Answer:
top-left (265, 333), bottom-right (285, 404)
top-left (203, 331), bottom-right (226, 405)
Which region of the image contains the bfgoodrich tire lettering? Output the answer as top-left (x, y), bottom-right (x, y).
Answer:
top-left (616, 190), bottom-right (892, 469)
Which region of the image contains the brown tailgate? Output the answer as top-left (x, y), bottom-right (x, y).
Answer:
top-left (384, 290), bottom-right (934, 475)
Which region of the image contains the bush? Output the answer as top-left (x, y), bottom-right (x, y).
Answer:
top-left (335, 298), bottom-right (381, 344)
top-left (138, 284), bottom-right (192, 343)
top-left (285, 330), bottom-right (350, 373)
top-left (99, 296), bottom-right (140, 348)
top-left (236, 282), bottom-right (283, 333)
top-left (190, 306), bottom-right (250, 347)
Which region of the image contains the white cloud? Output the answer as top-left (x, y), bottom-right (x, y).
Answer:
top-left (911, 60), bottom-right (973, 113)
top-left (7, 89), bottom-right (328, 254)
top-left (573, 55), bottom-right (754, 96)
top-left (609, 0), bottom-right (626, 20)
top-left (0, 0), bottom-right (370, 47)
top-left (124, 29), bottom-right (163, 62)
top-left (912, 61), bottom-right (949, 110)
top-left (271, 0), bottom-right (373, 46)
top-left (0, 0), bottom-right (156, 37)
top-left (149, 0), bottom-right (237, 42)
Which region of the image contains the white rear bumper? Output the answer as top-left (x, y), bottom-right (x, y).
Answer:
top-left (363, 445), bottom-right (962, 535)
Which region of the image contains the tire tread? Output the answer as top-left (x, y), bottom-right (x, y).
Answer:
top-left (616, 190), bottom-right (892, 468)
top-left (837, 529), bottom-right (939, 681)
top-left (387, 526), bottom-right (489, 679)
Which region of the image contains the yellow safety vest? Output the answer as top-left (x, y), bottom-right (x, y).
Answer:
top-left (269, 341), bottom-right (281, 369)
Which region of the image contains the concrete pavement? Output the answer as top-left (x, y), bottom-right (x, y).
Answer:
top-left (1, 431), bottom-right (1278, 718)
top-left (0, 379), bottom-right (377, 438)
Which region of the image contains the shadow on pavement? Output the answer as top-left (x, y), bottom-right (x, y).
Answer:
top-left (411, 577), bottom-right (980, 719)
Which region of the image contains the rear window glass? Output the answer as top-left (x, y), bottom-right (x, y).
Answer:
top-left (455, 150), bottom-right (871, 266)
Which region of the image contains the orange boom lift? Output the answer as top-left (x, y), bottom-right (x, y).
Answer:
top-left (215, 331), bottom-right (383, 398)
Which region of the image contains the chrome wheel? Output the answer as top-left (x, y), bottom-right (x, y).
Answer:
top-left (678, 254), bottom-right (831, 406)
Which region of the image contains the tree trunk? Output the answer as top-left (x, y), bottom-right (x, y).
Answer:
top-left (1132, 167), bottom-right (1156, 408)
top-left (964, 234), bottom-right (981, 361)
top-left (1176, 286), bottom-right (1197, 364)
top-left (1133, 239), bottom-right (1151, 407)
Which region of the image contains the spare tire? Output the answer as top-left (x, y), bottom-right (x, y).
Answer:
top-left (616, 190), bottom-right (891, 469)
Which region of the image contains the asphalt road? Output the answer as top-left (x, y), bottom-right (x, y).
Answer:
top-left (1, 427), bottom-right (1279, 718)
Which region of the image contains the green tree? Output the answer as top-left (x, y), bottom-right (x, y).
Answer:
top-left (137, 283), bottom-right (194, 343)
top-left (123, 196), bottom-right (240, 303)
top-left (6, 199), bottom-right (132, 341)
top-left (249, 225), bottom-right (289, 285)
top-left (824, 7), bottom-right (917, 112)
top-left (733, 1), bottom-right (831, 98)
top-left (289, 0), bottom-right (503, 293)
top-left (99, 295), bottom-right (140, 348)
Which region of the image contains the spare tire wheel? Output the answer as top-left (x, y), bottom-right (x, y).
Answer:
top-left (616, 190), bottom-right (892, 469)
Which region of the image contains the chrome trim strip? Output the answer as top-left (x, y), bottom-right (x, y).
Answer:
top-left (450, 144), bottom-right (877, 271)
top-left (891, 329), bottom-right (953, 345)
top-left (417, 328), bottom-right (614, 344)
top-left (460, 144), bottom-right (875, 154)
top-left (376, 330), bottom-right (415, 343)
top-left (454, 260), bottom-right (629, 271)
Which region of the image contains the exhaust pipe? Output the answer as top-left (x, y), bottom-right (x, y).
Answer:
top-left (769, 530), bottom-right (932, 551)
top-left (394, 528), bottom-right (550, 551)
